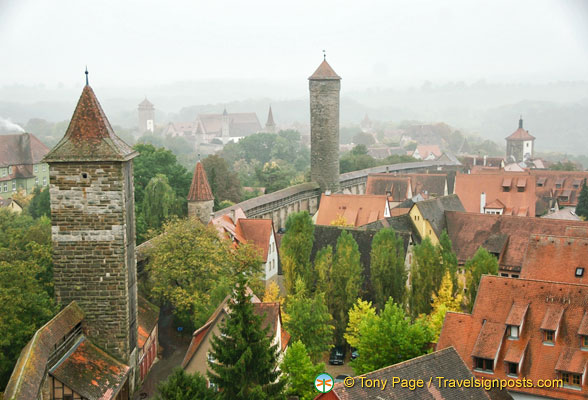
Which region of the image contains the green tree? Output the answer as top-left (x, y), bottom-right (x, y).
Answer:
top-left (283, 279), bottom-right (334, 361)
top-left (202, 155), bottom-right (242, 208)
top-left (465, 247), bottom-right (499, 311)
top-left (329, 230), bottom-right (363, 344)
top-left (344, 299), bottom-right (377, 349)
top-left (314, 245), bottom-right (333, 294)
top-left (142, 174), bottom-right (177, 230)
top-left (280, 211), bottom-right (314, 293)
top-left (409, 238), bottom-right (438, 317)
top-left (576, 179), bottom-right (588, 219)
top-left (370, 228), bottom-right (406, 310)
top-left (438, 230), bottom-right (459, 295)
top-left (146, 218), bottom-right (262, 329)
top-left (427, 271), bottom-right (462, 340)
top-left (27, 186), bottom-right (51, 219)
top-left (0, 260), bottom-right (56, 388)
top-left (351, 299), bottom-right (433, 375)
top-left (208, 274), bottom-right (285, 400)
top-left (154, 367), bottom-right (217, 400)
top-left (549, 161), bottom-right (577, 171)
top-left (281, 341), bottom-right (324, 400)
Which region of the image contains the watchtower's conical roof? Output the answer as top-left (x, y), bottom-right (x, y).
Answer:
top-left (309, 59), bottom-right (341, 80)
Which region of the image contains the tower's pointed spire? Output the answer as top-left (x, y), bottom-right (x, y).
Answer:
top-left (188, 161), bottom-right (214, 202)
top-left (44, 85), bottom-right (136, 162)
top-left (266, 106), bottom-right (275, 126)
top-left (309, 56), bottom-right (341, 80)
top-left (519, 115), bottom-right (523, 129)
top-left (85, 66), bottom-right (89, 86)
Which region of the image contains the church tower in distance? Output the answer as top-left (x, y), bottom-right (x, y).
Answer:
top-left (43, 82), bottom-right (139, 368)
top-left (309, 56), bottom-right (341, 193)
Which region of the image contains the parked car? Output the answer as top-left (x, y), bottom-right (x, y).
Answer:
top-left (335, 374), bottom-right (350, 383)
top-left (351, 348), bottom-right (359, 360)
top-left (329, 346), bottom-right (345, 365)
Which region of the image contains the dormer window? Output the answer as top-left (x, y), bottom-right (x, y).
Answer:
top-left (507, 362), bottom-right (518, 376)
top-left (508, 325), bottom-right (519, 339)
top-left (576, 267), bottom-right (584, 278)
top-left (474, 357), bottom-right (494, 372)
top-left (543, 330), bottom-right (554, 345)
top-left (561, 372), bottom-right (582, 389)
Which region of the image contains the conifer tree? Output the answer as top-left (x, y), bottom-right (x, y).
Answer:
top-left (370, 228), bottom-right (406, 310)
top-left (154, 368), bottom-right (216, 400)
top-left (330, 230), bottom-right (363, 344)
top-left (576, 179), bottom-right (588, 219)
top-left (208, 274), bottom-right (285, 400)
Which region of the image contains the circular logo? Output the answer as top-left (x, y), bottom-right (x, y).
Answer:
top-left (314, 373), bottom-right (334, 393)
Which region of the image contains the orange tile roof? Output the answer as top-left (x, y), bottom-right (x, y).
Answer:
top-left (235, 219), bottom-right (274, 262)
top-left (455, 172), bottom-right (536, 216)
top-left (308, 59), bottom-right (341, 80)
top-left (415, 144), bottom-right (442, 159)
top-left (437, 276), bottom-right (588, 399)
top-left (505, 303), bottom-right (529, 326)
top-left (315, 194), bottom-right (387, 227)
top-left (506, 127), bottom-right (535, 141)
top-left (530, 170), bottom-right (588, 207)
top-left (445, 211), bottom-right (588, 272)
top-left (138, 296), bottom-right (159, 350)
top-left (44, 85), bottom-right (136, 162)
top-left (520, 235), bottom-right (588, 285)
top-left (187, 161), bottom-right (214, 201)
top-left (471, 321), bottom-right (505, 359)
top-left (365, 173), bottom-right (447, 199)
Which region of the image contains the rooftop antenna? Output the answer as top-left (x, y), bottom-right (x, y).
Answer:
top-left (85, 66), bottom-right (89, 86)
top-left (322, 49), bottom-right (326, 60)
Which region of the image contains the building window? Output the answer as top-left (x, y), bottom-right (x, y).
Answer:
top-left (582, 335), bottom-right (588, 350)
top-left (8, 166), bottom-right (12, 174)
top-left (511, 274), bottom-right (519, 278)
top-left (1, 168), bottom-right (5, 177)
top-left (576, 267), bottom-right (584, 277)
top-left (12, 181), bottom-right (16, 191)
top-left (501, 273), bottom-right (508, 277)
top-left (508, 325), bottom-right (519, 339)
top-left (43, 177), bottom-right (47, 186)
top-left (517, 187), bottom-right (524, 192)
top-left (507, 362), bottom-right (518, 376)
top-left (503, 186), bottom-right (510, 192)
top-left (34, 165), bottom-right (38, 173)
top-left (561, 372), bottom-right (581, 388)
top-left (474, 357), bottom-right (494, 372)
top-left (35, 177), bottom-right (39, 185)
top-left (3, 183), bottom-right (6, 192)
top-left (42, 164), bottom-right (46, 172)
top-left (543, 330), bottom-right (554, 345)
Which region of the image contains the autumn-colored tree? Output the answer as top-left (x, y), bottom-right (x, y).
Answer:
top-left (314, 245), bottom-right (333, 294)
top-left (428, 271), bottom-right (462, 340)
top-left (330, 214), bottom-right (353, 227)
top-left (370, 228), bottom-right (406, 310)
top-left (262, 281), bottom-right (282, 304)
top-left (438, 230), bottom-right (459, 294)
top-left (344, 299), bottom-right (377, 349)
top-left (465, 247), bottom-right (499, 311)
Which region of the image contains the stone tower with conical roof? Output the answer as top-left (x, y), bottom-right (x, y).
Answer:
top-left (188, 161), bottom-right (214, 223)
top-left (265, 106), bottom-right (276, 133)
top-left (43, 83), bottom-right (139, 373)
top-left (309, 57), bottom-right (341, 193)
top-left (506, 116), bottom-right (535, 163)
top-left (138, 97), bottom-right (155, 133)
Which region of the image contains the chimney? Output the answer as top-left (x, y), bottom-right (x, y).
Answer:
top-left (385, 166), bottom-right (389, 173)
top-left (480, 192), bottom-right (486, 214)
top-left (473, 155), bottom-right (477, 166)
top-left (325, 190), bottom-right (331, 196)
top-left (231, 208), bottom-right (236, 223)
top-left (519, 115), bottom-right (523, 129)
top-left (483, 155), bottom-right (487, 166)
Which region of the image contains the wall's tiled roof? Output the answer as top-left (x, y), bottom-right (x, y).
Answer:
top-left (50, 336), bottom-right (129, 400)
top-left (44, 85), bottom-right (136, 162)
top-left (316, 194), bottom-right (388, 227)
top-left (4, 302), bottom-right (84, 400)
top-left (437, 276), bottom-right (588, 400)
top-left (0, 132), bottom-right (49, 167)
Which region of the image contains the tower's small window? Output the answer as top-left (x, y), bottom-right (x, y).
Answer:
top-left (576, 267), bottom-right (584, 277)
top-left (81, 172), bottom-right (88, 179)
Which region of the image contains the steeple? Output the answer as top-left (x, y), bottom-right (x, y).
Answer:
top-left (519, 115), bottom-right (523, 129)
top-left (44, 85), bottom-right (136, 162)
top-left (265, 106), bottom-right (276, 133)
top-left (187, 161), bottom-right (214, 223)
top-left (309, 58), bottom-right (341, 81)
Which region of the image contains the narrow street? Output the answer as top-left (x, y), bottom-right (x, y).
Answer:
top-left (134, 305), bottom-right (191, 399)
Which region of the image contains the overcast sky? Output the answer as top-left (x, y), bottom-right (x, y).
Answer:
top-left (1, 0), bottom-right (588, 90)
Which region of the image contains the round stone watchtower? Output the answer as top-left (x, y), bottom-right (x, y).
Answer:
top-left (309, 57), bottom-right (341, 193)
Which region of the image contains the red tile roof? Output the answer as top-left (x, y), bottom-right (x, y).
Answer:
top-left (50, 336), bottom-right (130, 400)
top-left (445, 211), bottom-right (588, 272)
top-left (520, 234), bottom-right (588, 285)
top-left (455, 172), bottom-right (536, 216)
top-left (44, 85), bottom-right (136, 162)
top-left (187, 161), bottom-right (214, 201)
top-left (0, 132), bottom-right (49, 167)
top-left (555, 348), bottom-right (587, 375)
top-left (437, 276), bottom-right (588, 399)
top-left (471, 321), bottom-right (505, 359)
top-left (309, 59), bottom-right (341, 80)
top-left (505, 303), bottom-right (528, 326)
top-left (530, 170), bottom-right (588, 207)
top-left (315, 194), bottom-right (388, 227)
top-left (235, 219), bottom-right (274, 261)
top-left (365, 173), bottom-right (447, 199)
top-left (506, 127), bottom-right (535, 141)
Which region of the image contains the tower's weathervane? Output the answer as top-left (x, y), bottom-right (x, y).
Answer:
top-left (85, 66), bottom-right (89, 86)
top-left (323, 49), bottom-right (326, 60)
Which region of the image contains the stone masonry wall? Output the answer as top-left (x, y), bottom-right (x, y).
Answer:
top-left (49, 162), bottom-right (133, 363)
top-left (310, 79), bottom-right (340, 193)
top-left (188, 199), bottom-right (214, 224)
top-left (507, 141), bottom-right (524, 163)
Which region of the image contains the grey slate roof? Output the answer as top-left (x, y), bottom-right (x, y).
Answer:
top-left (414, 194), bottom-right (465, 238)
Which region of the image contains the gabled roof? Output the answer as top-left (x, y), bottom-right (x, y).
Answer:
top-left (235, 219), bottom-right (274, 261)
top-left (445, 211), bottom-right (588, 271)
top-left (4, 302), bottom-right (85, 400)
top-left (187, 161), bottom-right (214, 201)
top-left (138, 98), bottom-right (154, 108)
top-left (0, 132), bottom-right (49, 167)
top-left (437, 276), bottom-right (588, 400)
top-left (520, 234), bottom-right (588, 285)
top-left (138, 295), bottom-right (160, 350)
top-left (413, 194), bottom-right (465, 238)
top-left (198, 112), bottom-right (261, 137)
top-left (366, 173), bottom-right (448, 199)
top-left (530, 170), bottom-right (588, 207)
top-left (50, 336), bottom-right (130, 400)
top-left (315, 194), bottom-right (388, 227)
top-left (471, 322), bottom-right (505, 360)
top-left (309, 59), bottom-right (341, 80)
top-left (317, 347), bottom-right (509, 400)
top-left (44, 85), bottom-right (136, 162)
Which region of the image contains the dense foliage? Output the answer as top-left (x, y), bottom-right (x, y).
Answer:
top-left (576, 179), bottom-right (588, 219)
top-left (280, 211), bottom-right (315, 293)
top-left (281, 341), bottom-right (324, 400)
top-left (154, 368), bottom-right (216, 400)
top-left (370, 228), bottom-right (406, 310)
top-left (465, 247), bottom-right (499, 311)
